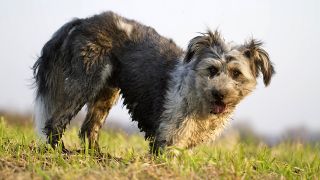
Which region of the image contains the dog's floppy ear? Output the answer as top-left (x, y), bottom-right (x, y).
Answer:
top-left (243, 39), bottom-right (275, 86)
top-left (184, 30), bottom-right (227, 63)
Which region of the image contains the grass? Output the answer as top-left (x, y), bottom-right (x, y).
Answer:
top-left (0, 116), bottom-right (319, 179)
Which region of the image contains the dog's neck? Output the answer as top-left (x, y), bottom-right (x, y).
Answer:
top-left (155, 61), bottom-right (234, 149)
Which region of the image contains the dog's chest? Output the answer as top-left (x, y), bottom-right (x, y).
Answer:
top-left (172, 115), bottom-right (230, 148)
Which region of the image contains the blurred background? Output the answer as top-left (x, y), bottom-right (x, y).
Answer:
top-left (0, 0), bottom-right (319, 145)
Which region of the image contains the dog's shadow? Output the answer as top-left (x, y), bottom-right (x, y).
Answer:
top-left (32, 143), bottom-right (126, 164)
top-left (64, 148), bottom-right (124, 163)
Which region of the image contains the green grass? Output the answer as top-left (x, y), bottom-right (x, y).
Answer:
top-left (0, 117), bottom-right (319, 179)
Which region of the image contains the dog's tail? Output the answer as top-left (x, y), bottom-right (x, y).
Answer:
top-left (32, 19), bottom-right (82, 139)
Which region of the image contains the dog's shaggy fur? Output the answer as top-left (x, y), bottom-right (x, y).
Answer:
top-left (33, 11), bottom-right (274, 153)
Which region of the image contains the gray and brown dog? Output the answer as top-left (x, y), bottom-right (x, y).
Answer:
top-left (33, 11), bottom-right (274, 153)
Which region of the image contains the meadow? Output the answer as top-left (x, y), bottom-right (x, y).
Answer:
top-left (0, 116), bottom-right (319, 180)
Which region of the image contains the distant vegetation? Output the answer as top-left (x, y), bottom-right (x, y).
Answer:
top-left (0, 112), bottom-right (319, 179)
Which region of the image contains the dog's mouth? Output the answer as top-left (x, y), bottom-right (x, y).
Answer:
top-left (210, 101), bottom-right (226, 114)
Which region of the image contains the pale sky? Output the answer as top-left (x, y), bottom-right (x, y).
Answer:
top-left (0, 0), bottom-right (319, 135)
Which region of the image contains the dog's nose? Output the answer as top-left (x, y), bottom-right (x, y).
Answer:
top-left (212, 90), bottom-right (224, 101)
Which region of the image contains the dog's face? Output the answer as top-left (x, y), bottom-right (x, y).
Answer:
top-left (184, 31), bottom-right (275, 117)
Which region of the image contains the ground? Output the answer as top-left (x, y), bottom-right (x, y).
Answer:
top-left (0, 117), bottom-right (319, 180)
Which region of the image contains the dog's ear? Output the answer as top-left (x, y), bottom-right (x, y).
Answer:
top-left (184, 36), bottom-right (205, 63)
top-left (184, 30), bottom-right (227, 63)
top-left (243, 39), bottom-right (275, 86)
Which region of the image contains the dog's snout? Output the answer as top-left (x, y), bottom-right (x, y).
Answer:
top-left (212, 90), bottom-right (224, 101)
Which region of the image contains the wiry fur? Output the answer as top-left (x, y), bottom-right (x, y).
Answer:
top-left (33, 11), bottom-right (274, 153)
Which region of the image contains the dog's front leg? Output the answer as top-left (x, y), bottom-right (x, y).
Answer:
top-left (152, 117), bottom-right (197, 154)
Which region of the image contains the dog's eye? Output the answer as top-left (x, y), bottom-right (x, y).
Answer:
top-left (232, 69), bottom-right (242, 78)
top-left (208, 66), bottom-right (218, 77)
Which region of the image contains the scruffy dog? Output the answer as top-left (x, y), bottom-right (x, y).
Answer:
top-left (33, 11), bottom-right (274, 153)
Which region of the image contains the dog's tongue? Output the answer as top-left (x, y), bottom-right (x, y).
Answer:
top-left (212, 103), bottom-right (226, 114)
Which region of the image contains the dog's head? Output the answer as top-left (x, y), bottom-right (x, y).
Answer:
top-left (184, 31), bottom-right (275, 116)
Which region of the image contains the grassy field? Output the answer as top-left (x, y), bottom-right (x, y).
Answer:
top-left (0, 117), bottom-right (319, 180)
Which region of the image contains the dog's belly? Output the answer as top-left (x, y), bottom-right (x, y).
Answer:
top-left (115, 61), bottom-right (179, 137)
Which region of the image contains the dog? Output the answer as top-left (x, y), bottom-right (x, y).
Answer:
top-left (33, 11), bottom-right (274, 153)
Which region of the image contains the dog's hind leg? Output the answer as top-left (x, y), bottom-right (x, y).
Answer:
top-left (79, 87), bottom-right (120, 151)
top-left (43, 93), bottom-right (87, 151)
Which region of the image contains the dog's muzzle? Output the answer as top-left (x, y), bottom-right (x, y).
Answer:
top-left (211, 102), bottom-right (226, 114)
